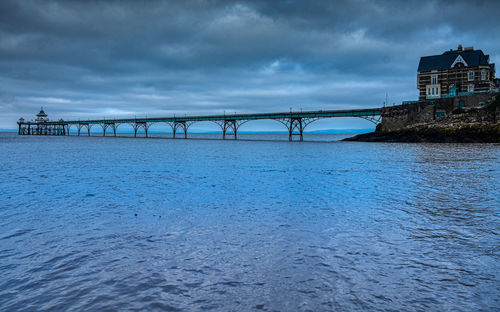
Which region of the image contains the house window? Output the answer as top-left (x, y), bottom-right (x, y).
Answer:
top-left (481, 70), bottom-right (486, 80)
top-left (468, 84), bottom-right (474, 92)
top-left (468, 71), bottom-right (474, 81)
top-left (431, 75), bottom-right (437, 84)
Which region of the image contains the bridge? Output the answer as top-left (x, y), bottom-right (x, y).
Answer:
top-left (17, 108), bottom-right (382, 141)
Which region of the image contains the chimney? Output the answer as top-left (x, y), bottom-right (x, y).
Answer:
top-left (458, 44), bottom-right (463, 51)
top-left (464, 46), bottom-right (474, 51)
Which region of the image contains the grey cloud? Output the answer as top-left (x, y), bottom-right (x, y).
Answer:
top-left (0, 0), bottom-right (498, 129)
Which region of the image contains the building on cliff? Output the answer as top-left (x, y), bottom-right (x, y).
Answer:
top-left (417, 45), bottom-right (496, 100)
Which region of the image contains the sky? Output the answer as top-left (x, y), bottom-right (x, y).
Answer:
top-left (1, 0), bottom-right (499, 130)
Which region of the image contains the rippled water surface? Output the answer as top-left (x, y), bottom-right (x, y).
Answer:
top-left (1, 132), bottom-right (499, 311)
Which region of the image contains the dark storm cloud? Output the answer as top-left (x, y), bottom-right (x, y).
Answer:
top-left (1, 0), bottom-right (499, 129)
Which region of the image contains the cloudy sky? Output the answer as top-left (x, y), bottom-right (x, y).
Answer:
top-left (1, 0), bottom-right (499, 130)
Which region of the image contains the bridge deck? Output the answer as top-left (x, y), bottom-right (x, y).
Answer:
top-left (17, 107), bottom-right (382, 141)
top-left (30, 108), bottom-right (381, 125)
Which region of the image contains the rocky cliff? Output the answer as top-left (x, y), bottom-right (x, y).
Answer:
top-left (345, 92), bottom-right (500, 143)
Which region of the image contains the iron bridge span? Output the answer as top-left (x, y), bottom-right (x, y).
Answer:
top-left (18, 108), bottom-right (382, 141)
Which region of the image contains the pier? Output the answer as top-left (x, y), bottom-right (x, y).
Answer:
top-left (18, 108), bottom-right (382, 141)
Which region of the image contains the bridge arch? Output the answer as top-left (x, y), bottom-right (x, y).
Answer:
top-left (100, 123), bottom-right (120, 137)
top-left (76, 123), bottom-right (93, 136)
top-left (211, 119), bottom-right (250, 140)
top-left (67, 124), bottom-right (75, 135)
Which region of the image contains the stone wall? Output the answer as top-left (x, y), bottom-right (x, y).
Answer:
top-left (379, 92), bottom-right (498, 131)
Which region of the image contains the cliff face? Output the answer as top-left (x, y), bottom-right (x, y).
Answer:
top-left (345, 92), bottom-right (500, 143)
top-left (345, 124), bottom-right (500, 143)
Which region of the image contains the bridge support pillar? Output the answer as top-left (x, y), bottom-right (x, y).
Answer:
top-left (133, 122), bottom-right (149, 138)
top-left (172, 121), bottom-right (188, 139)
top-left (299, 119), bottom-right (303, 141)
top-left (287, 118), bottom-right (303, 142)
top-left (219, 120), bottom-right (239, 140)
top-left (101, 123), bottom-right (116, 137)
top-left (232, 121), bottom-right (238, 140)
top-left (79, 124), bottom-right (92, 136)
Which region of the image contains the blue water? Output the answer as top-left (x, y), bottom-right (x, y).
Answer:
top-left (1, 132), bottom-right (499, 311)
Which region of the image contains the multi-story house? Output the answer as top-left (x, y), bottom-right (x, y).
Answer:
top-left (417, 45), bottom-right (496, 100)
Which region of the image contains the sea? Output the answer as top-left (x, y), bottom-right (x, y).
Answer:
top-left (0, 132), bottom-right (499, 311)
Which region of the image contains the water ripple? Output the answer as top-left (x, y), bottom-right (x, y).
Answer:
top-left (0, 133), bottom-right (498, 311)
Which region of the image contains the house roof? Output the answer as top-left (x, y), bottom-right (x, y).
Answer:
top-left (418, 48), bottom-right (491, 72)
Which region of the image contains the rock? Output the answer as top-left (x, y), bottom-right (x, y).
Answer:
top-left (344, 96), bottom-right (500, 143)
top-left (344, 124), bottom-right (500, 143)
